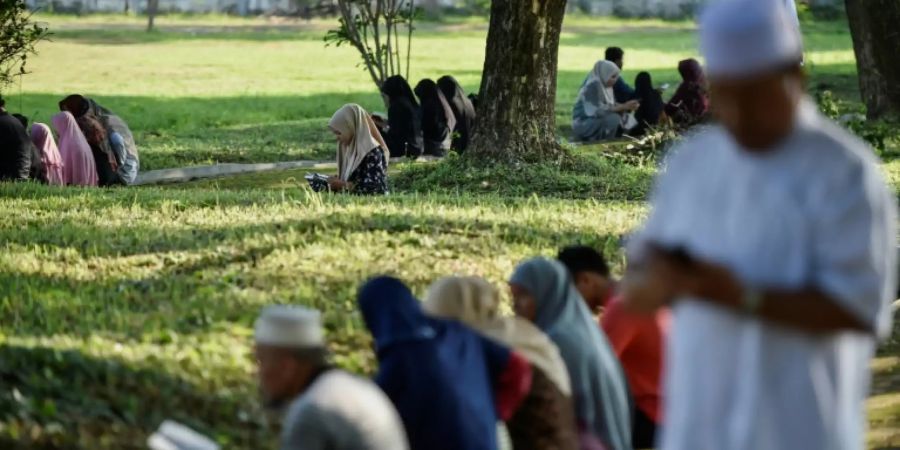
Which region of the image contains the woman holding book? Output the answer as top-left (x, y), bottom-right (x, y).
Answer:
top-left (326, 104), bottom-right (390, 195)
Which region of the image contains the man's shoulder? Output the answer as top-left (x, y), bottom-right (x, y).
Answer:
top-left (663, 126), bottom-right (730, 170)
top-left (799, 112), bottom-right (881, 172)
top-left (307, 369), bottom-right (375, 397)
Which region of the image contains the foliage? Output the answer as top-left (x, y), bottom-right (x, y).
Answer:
top-left (325, 0), bottom-right (416, 89)
top-left (815, 89), bottom-right (900, 153)
top-left (0, 0), bottom-right (47, 91)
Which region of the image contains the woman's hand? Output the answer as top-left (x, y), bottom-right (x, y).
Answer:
top-left (624, 100), bottom-right (641, 112)
top-left (327, 176), bottom-right (349, 192)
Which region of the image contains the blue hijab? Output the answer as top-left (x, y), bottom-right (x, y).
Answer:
top-left (510, 258), bottom-right (633, 450)
top-left (358, 276), bottom-right (511, 450)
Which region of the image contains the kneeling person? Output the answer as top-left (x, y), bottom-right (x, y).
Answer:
top-left (254, 305), bottom-right (408, 450)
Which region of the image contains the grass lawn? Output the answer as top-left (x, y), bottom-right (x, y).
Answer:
top-left (0, 12), bottom-right (898, 450)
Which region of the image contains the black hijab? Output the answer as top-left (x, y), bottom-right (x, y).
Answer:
top-left (437, 75), bottom-right (477, 152)
top-left (632, 72), bottom-right (664, 135)
top-left (382, 75), bottom-right (418, 108)
top-left (380, 75), bottom-right (423, 157)
top-left (414, 79), bottom-right (451, 152)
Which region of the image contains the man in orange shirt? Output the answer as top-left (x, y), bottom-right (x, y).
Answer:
top-left (559, 246), bottom-right (670, 449)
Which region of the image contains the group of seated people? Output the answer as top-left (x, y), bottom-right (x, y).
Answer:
top-left (573, 47), bottom-right (710, 142)
top-left (317, 75), bottom-right (478, 196)
top-left (0, 94), bottom-right (139, 187)
top-left (255, 246), bottom-right (668, 450)
top-left (374, 74), bottom-right (477, 158)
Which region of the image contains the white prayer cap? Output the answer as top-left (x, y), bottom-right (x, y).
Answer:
top-left (254, 305), bottom-right (325, 348)
top-left (699, 0), bottom-right (803, 79)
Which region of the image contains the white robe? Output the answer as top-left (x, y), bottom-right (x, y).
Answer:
top-left (633, 99), bottom-right (897, 450)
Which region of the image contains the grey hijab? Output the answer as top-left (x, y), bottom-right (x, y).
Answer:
top-left (510, 257), bottom-right (633, 450)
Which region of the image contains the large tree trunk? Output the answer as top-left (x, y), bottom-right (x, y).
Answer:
top-left (845, 0), bottom-right (900, 119)
top-left (470, 0), bottom-right (568, 162)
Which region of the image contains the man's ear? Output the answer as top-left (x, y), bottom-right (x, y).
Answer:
top-left (573, 272), bottom-right (591, 288)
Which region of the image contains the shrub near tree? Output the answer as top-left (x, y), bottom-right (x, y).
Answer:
top-left (325, 0), bottom-right (416, 91)
top-left (0, 0), bottom-right (47, 89)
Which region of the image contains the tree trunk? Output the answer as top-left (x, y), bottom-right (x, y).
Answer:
top-left (422, 0), bottom-right (441, 19)
top-left (470, 0), bottom-right (568, 162)
top-left (845, 0), bottom-right (900, 119)
top-left (147, 0), bottom-right (159, 32)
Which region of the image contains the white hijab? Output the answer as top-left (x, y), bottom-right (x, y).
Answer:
top-left (423, 276), bottom-right (572, 396)
top-left (329, 104), bottom-right (390, 181)
top-left (577, 60), bottom-right (620, 117)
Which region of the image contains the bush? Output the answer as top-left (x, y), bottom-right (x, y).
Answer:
top-left (0, 0), bottom-right (48, 89)
top-left (815, 90), bottom-right (900, 153)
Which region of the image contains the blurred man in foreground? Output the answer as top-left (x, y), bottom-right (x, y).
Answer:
top-left (622, 1), bottom-right (897, 449)
top-left (254, 305), bottom-right (408, 450)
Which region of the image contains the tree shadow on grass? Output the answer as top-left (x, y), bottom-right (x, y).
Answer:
top-left (2, 189), bottom-right (625, 340)
top-left (0, 182), bottom-right (634, 258)
top-left (0, 343), bottom-right (270, 450)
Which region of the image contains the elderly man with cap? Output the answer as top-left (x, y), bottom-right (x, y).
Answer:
top-left (622, 1), bottom-right (897, 449)
top-left (254, 305), bottom-right (408, 450)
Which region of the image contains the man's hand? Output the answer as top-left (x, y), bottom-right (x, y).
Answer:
top-left (621, 247), bottom-right (687, 314)
top-left (622, 246), bottom-right (744, 313)
top-left (623, 244), bottom-right (872, 334)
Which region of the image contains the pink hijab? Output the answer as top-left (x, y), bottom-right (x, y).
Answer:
top-left (52, 112), bottom-right (98, 187)
top-left (30, 123), bottom-right (65, 186)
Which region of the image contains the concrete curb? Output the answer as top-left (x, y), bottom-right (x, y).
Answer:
top-left (133, 156), bottom-right (441, 186)
top-left (134, 160), bottom-right (337, 185)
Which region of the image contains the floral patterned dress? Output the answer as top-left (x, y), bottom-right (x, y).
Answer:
top-left (348, 147), bottom-right (389, 195)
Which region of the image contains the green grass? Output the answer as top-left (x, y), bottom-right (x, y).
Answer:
top-left (2, 12), bottom-right (865, 169)
top-left (0, 181), bottom-right (642, 448)
top-left (1, 13), bottom-right (898, 450)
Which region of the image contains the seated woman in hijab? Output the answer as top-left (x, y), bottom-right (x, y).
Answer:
top-left (52, 111), bottom-right (98, 187)
top-left (30, 123), bottom-right (65, 186)
top-left (378, 76), bottom-right (423, 158)
top-left (60, 94), bottom-right (140, 185)
top-left (76, 113), bottom-right (121, 186)
top-left (437, 75), bottom-right (477, 153)
top-left (664, 59), bottom-right (709, 126)
top-left (326, 104), bottom-right (390, 195)
top-left (629, 72), bottom-right (665, 137)
top-left (510, 257), bottom-right (633, 450)
top-left (414, 79), bottom-right (456, 157)
top-left (572, 60), bottom-right (640, 143)
top-left (424, 276), bottom-right (579, 450)
top-left (358, 276), bottom-right (533, 450)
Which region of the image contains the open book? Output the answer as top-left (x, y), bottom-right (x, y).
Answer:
top-left (147, 420), bottom-right (220, 450)
top-left (305, 172), bottom-right (330, 192)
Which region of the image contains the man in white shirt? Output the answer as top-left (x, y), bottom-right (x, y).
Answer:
top-left (254, 305), bottom-right (408, 450)
top-left (622, 1), bottom-right (897, 449)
